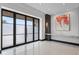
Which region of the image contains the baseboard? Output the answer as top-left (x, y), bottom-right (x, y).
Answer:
top-left (48, 39), bottom-right (79, 46)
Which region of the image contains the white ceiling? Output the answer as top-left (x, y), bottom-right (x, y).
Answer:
top-left (26, 3), bottom-right (79, 15)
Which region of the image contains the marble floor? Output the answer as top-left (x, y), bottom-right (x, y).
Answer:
top-left (0, 41), bottom-right (79, 55)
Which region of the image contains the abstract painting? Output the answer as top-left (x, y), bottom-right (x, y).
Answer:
top-left (56, 13), bottom-right (70, 31)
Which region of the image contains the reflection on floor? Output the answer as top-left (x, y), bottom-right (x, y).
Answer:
top-left (1, 41), bottom-right (79, 55)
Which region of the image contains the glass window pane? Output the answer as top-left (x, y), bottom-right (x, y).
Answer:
top-left (16, 35), bottom-right (25, 44)
top-left (16, 19), bottom-right (25, 25)
top-left (27, 34), bottom-right (33, 42)
top-left (27, 21), bottom-right (33, 25)
top-left (3, 16), bottom-right (13, 24)
top-left (34, 19), bottom-right (38, 33)
top-left (3, 36), bottom-right (13, 48)
top-left (16, 17), bottom-right (25, 34)
top-left (3, 22), bottom-right (13, 35)
top-left (34, 34), bottom-right (38, 40)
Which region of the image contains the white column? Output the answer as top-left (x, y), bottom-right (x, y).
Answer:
top-left (40, 18), bottom-right (42, 40)
top-left (40, 17), bottom-right (45, 40)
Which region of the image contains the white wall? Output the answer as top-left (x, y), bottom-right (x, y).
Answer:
top-left (51, 7), bottom-right (79, 44)
top-left (0, 3), bottom-right (45, 50)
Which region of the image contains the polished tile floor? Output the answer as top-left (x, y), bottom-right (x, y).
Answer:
top-left (1, 41), bottom-right (79, 55)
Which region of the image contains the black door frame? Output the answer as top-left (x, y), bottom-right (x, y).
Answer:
top-left (1, 9), bottom-right (40, 50)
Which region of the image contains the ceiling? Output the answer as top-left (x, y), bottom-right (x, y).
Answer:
top-left (26, 3), bottom-right (79, 15)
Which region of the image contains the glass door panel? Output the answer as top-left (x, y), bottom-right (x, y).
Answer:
top-left (27, 17), bottom-right (33, 42)
top-left (2, 10), bottom-right (14, 48)
top-left (16, 14), bottom-right (25, 45)
top-left (34, 19), bottom-right (39, 41)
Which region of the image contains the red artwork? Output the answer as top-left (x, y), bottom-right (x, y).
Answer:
top-left (56, 14), bottom-right (70, 31)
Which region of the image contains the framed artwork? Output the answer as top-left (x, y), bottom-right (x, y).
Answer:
top-left (55, 13), bottom-right (70, 31)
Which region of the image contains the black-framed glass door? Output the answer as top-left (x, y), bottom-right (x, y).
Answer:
top-left (16, 14), bottom-right (25, 45)
top-left (1, 9), bottom-right (40, 50)
top-left (26, 17), bottom-right (33, 42)
top-left (34, 19), bottom-right (39, 41)
top-left (2, 10), bottom-right (14, 48)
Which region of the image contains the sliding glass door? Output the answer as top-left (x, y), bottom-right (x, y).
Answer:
top-left (16, 14), bottom-right (25, 45)
top-left (2, 10), bottom-right (14, 48)
top-left (26, 17), bottom-right (33, 42)
top-left (1, 9), bottom-right (40, 50)
top-left (34, 19), bottom-right (39, 41)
